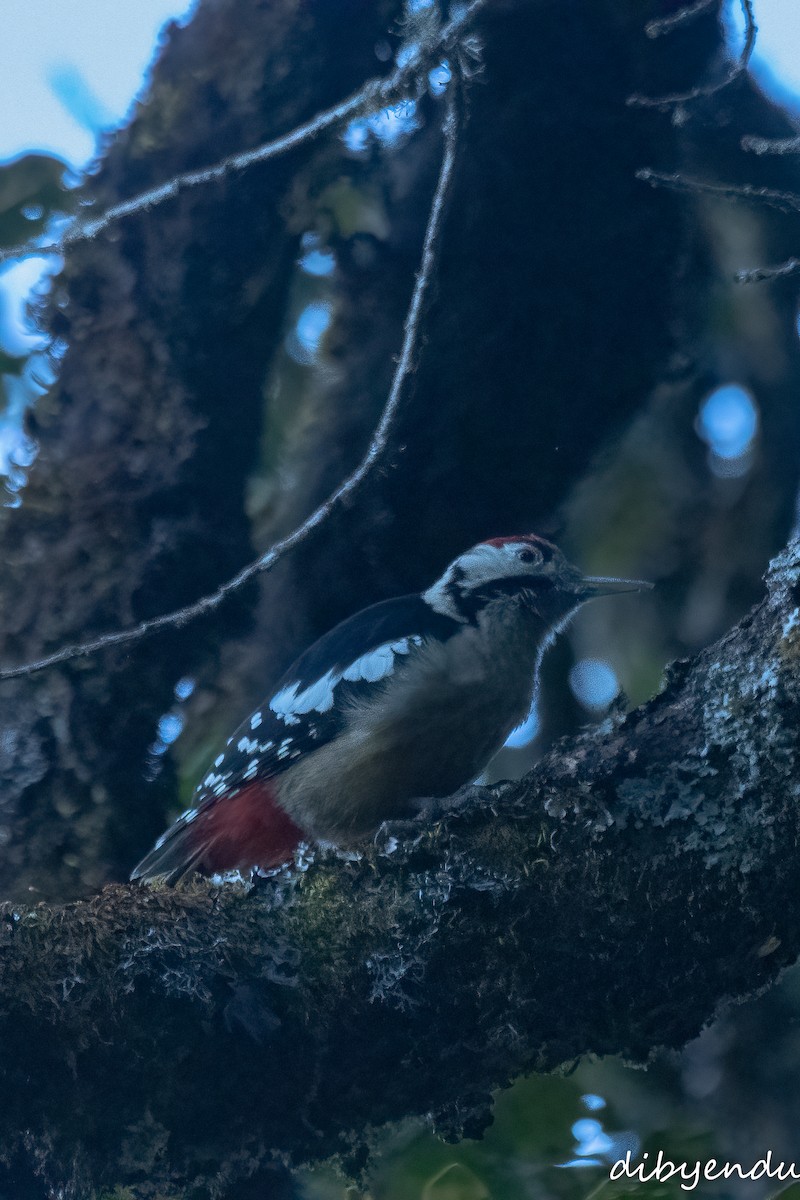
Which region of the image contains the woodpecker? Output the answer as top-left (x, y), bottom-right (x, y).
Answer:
top-left (132, 535), bottom-right (650, 883)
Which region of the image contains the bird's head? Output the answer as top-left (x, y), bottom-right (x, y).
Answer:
top-left (423, 534), bottom-right (652, 624)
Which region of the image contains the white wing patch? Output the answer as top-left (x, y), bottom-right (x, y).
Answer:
top-left (342, 638), bottom-right (418, 683)
top-left (269, 637), bottom-right (422, 725)
top-left (186, 637), bottom-right (424, 804)
top-left (198, 768), bottom-right (235, 795)
top-left (270, 669), bottom-right (339, 725)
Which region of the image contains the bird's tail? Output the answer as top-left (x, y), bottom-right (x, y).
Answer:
top-left (131, 781), bottom-right (304, 884)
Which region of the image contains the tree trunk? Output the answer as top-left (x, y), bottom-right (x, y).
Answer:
top-left (1, 539), bottom-right (798, 1196)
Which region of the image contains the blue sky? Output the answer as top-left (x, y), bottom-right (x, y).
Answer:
top-left (0, 0), bottom-right (796, 744)
top-left (0, 0), bottom-right (797, 172)
top-left (0, 0), bottom-right (798, 490)
top-left (728, 0), bottom-right (800, 109)
top-left (0, 0), bottom-right (196, 168)
top-left (1, 0), bottom-right (796, 365)
top-left (0, 0), bottom-right (196, 484)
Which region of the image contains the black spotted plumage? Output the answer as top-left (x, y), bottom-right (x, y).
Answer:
top-left (133, 534), bottom-right (649, 883)
top-left (132, 596), bottom-right (462, 880)
top-left (192, 594), bottom-right (463, 805)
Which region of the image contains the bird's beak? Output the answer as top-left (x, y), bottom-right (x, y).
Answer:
top-left (579, 575), bottom-right (654, 597)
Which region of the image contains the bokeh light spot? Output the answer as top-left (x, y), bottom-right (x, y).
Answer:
top-left (697, 384), bottom-right (758, 460)
top-left (157, 713), bottom-right (184, 745)
top-left (287, 301), bottom-right (332, 364)
top-left (428, 61), bottom-right (451, 96)
top-left (299, 246), bottom-right (335, 278)
top-left (174, 676), bottom-right (195, 701)
top-left (569, 659), bottom-right (620, 711)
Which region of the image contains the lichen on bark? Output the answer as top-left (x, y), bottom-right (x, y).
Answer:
top-left (1, 541), bottom-right (798, 1197)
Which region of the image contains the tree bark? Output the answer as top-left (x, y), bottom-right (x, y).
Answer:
top-left (2, 538), bottom-right (798, 1197)
top-left (3, 0), bottom-right (800, 911)
top-left (0, 0), bottom-right (404, 902)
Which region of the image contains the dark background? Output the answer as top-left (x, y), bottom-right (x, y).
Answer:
top-left (2, 0), bottom-right (800, 1195)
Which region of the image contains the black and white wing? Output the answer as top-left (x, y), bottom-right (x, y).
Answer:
top-left (132, 594), bottom-right (461, 880)
top-left (190, 593), bottom-right (463, 800)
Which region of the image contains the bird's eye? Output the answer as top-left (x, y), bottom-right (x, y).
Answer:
top-left (517, 548), bottom-right (538, 564)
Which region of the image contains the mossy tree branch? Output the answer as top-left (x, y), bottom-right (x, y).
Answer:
top-left (2, 540), bottom-right (799, 1197)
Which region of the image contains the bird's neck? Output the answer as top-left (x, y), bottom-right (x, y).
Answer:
top-left (474, 593), bottom-right (561, 674)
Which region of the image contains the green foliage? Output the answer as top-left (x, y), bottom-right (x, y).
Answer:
top-left (421, 1163), bottom-right (491, 1200)
top-left (0, 153), bottom-right (72, 248)
top-left (0, 348), bottom-right (26, 375)
top-left (769, 1187), bottom-right (800, 1200)
top-left (302, 1061), bottom-right (728, 1200)
top-left (95, 1190), bottom-right (176, 1200)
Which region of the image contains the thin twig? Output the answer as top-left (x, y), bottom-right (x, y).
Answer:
top-left (645, 0), bottom-right (717, 39)
top-left (638, 169), bottom-right (800, 285)
top-left (636, 168), bottom-right (800, 216)
top-left (0, 0), bottom-right (486, 268)
top-left (628, 0), bottom-right (756, 109)
top-left (741, 133), bottom-right (800, 156)
top-left (736, 257), bottom-right (800, 284)
top-left (0, 93), bottom-right (462, 682)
